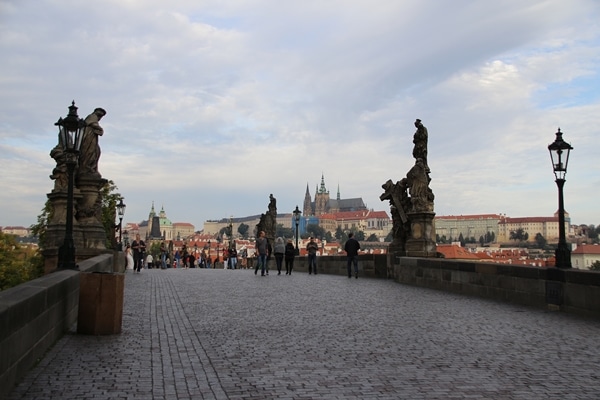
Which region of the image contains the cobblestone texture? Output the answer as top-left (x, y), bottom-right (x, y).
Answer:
top-left (7, 269), bottom-right (600, 399)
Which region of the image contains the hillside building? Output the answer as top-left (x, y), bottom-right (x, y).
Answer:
top-left (303, 174), bottom-right (367, 216)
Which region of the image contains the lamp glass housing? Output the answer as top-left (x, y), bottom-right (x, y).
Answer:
top-left (548, 128), bottom-right (573, 181)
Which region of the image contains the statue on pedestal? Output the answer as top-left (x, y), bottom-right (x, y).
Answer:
top-left (381, 119), bottom-right (436, 257)
top-left (256, 194), bottom-right (277, 241)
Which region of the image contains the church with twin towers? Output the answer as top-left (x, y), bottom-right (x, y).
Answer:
top-left (303, 174), bottom-right (368, 217)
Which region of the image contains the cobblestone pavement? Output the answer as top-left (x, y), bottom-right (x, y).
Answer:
top-left (7, 268), bottom-right (600, 399)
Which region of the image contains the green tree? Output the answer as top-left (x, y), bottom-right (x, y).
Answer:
top-left (0, 232), bottom-right (44, 291)
top-left (324, 231), bottom-right (334, 242)
top-left (276, 224), bottom-right (294, 239)
top-left (30, 200), bottom-right (53, 249)
top-left (304, 224), bottom-right (326, 240)
top-left (534, 233), bottom-right (547, 249)
top-left (148, 241), bottom-right (162, 260)
top-left (335, 226), bottom-right (344, 240)
top-left (479, 236), bottom-right (485, 246)
top-left (458, 233), bottom-right (465, 247)
top-left (99, 180), bottom-right (124, 249)
top-left (354, 230), bottom-right (365, 241)
top-left (590, 260), bottom-right (600, 271)
top-left (366, 233), bottom-right (379, 242)
top-left (237, 223), bottom-right (249, 238)
top-left (385, 230), bottom-right (393, 242)
top-left (510, 228), bottom-right (529, 245)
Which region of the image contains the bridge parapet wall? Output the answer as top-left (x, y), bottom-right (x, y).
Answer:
top-left (294, 254), bottom-right (600, 318)
top-left (0, 253), bottom-right (115, 399)
top-left (390, 256), bottom-right (600, 319)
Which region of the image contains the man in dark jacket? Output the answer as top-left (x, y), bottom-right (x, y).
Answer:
top-left (344, 232), bottom-right (361, 278)
top-left (306, 237), bottom-right (318, 275)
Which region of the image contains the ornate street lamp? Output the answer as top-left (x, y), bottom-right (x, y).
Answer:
top-left (116, 198), bottom-right (126, 250)
top-left (548, 128), bottom-right (573, 268)
top-left (293, 205), bottom-right (301, 255)
top-left (56, 101), bottom-right (86, 269)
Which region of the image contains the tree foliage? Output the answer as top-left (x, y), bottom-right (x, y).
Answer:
top-left (590, 260), bottom-right (600, 271)
top-left (302, 224), bottom-right (326, 240)
top-left (0, 232), bottom-right (44, 291)
top-left (99, 180), bottom-right (123, 249)
top-left (366, 233), bottom-right (379, 242)
top-left (275, 224), bottom-right (294, 239)
top-left (510, 228), bottom-right (529, 243)
top-left (237, 223), bottom-right (249, 238)
top-left (534, 233), bottom-right (547, 249)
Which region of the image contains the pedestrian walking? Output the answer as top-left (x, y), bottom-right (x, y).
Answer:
top-left (131, 234), bottom-right (146, 273)
top-left (274, 237), bottom-right (285, 275)
top-left (255, 230), bottom-right (269, 276)
top-left (160, 241), bottom-right (168, 269)
top-left (145, 253), bottom-right (153, 269)
top-left (228, 246), bottom-right (238, 269)
top-left (125, 244), bottom-right (134, 271)
top-left (306, 237), bottom-right (318, 275)
top-left (344, 232), bottom-right (361, 278)
top-left (284, 239), bottom-right (295, 275)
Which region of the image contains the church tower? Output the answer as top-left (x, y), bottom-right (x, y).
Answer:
top-left (147, 201), bottom-right (157, 238)
top-left (303, 184), bottom-right (313, 216)
top-left (314, 173), bottom-right (330, 215)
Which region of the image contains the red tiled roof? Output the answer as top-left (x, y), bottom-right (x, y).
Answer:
top-left (572, 245), bottom-right (600, 255)
top-left (435, 214), bottom-right (502, 220)
top-left (437, 244), bottom-right (479, 260)
top-left (500, 217), bottom-right (558, 224)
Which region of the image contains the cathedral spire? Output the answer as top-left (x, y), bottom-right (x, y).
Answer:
top-left (337, 183), bottom-right (340, 200)
top-left (303, 183), bottom-right (313, 217)
top-left (319, 173), bottom-right (328, 194)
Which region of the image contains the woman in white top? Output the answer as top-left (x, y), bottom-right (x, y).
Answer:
top-left (125, 245), bottom-right (135, 271)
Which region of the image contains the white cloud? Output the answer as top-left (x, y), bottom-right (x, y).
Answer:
top-left (0, 0), bottom-right (599, 230)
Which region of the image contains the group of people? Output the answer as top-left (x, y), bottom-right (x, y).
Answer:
top-left (253, 232), bottom-right (361, 279)
top-left (126, 231), bottom-right (362, 279)
top-left (125, 234), bottom-right (146, 273)
top-left (254, 231), bottom-right (296, 276)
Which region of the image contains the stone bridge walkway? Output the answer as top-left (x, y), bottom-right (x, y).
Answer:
top-left (7, 268), bottom-right (600, 399)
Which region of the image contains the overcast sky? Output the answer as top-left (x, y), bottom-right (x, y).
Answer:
top-left (1, 0), bottom-right (599, 231)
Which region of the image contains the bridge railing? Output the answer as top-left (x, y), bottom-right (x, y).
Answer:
top-left (0, 252), bottom-right (117, 399)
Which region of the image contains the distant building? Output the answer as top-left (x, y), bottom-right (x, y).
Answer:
top-left (303, 174), bottom-right (367, 216)
top-left (1, 226), bottom-right (30, 237)
top-left (497, 211), bottom-right (571, 243)
top-left (435, 214), bottom-right (502, 243)
top-left (138, 203), bottom-right (194, 241)
top-left (571, 244), bottom-right (600, 270)
top-left (319, 210), bottom-right (391, 238)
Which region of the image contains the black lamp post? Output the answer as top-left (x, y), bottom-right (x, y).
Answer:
top-left (548, 128), bottom-right (573, 269)
top-left (56, 101), bottom-right (86, 270)
top-left (208, 239), bottom-right (211, 258)
top-left (228, 216), bottom-right (234, 249)
top-left (293, 205), bottom-right (301, 255)
top-left (116, 198), bottom-right (126, 250)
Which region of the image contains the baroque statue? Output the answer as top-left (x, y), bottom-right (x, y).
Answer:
top-left (79, 107), bottom-right (106, 178)
top-left (256, 194), bottom-right (277, 241)
top-left (381, 119), bottom-right (436, 257)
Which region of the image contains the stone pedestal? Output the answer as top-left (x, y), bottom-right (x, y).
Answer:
top-left (405, 211), bottom-right (437, 257)
top-left (77, 272), bottom-right (124, 335)
top-left (76, 175), bottom-right (108, 251)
